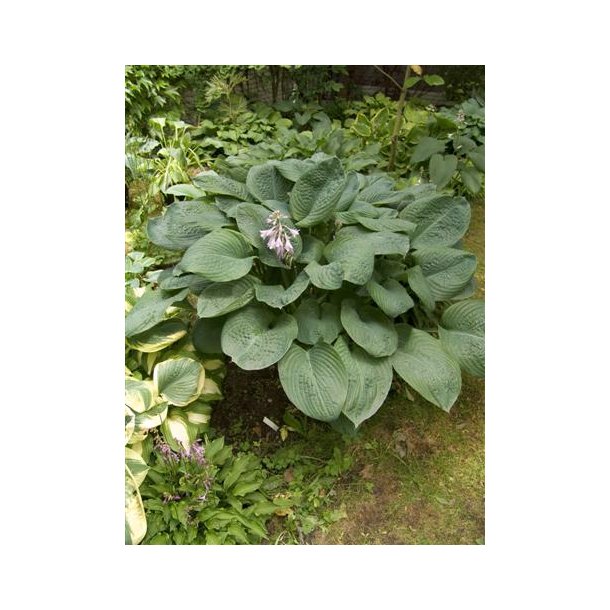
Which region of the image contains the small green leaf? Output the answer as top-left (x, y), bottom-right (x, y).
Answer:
top-left (423, 74), bottom-right (444, 86)
top-left (460, 166), bottom-right (482, 194)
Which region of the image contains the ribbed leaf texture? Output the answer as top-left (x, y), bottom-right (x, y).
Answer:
top-left (153, 357), bottom-right (206, 407)
top-left (366, 279), bottom-right (414, 318)
top-left (439, 300), bottom-right (485, 377)
top-left (221, 305), bottom-right (297, 370)
top-left (126, 319), bottom-right (187, 353)
top-left (278, 343), bottom-right (348, 422)
top-left (192, 172), bottom-right (250, 201)
top-left (294, 299), bottom-right (342, 345)
top-left (125, 288), bottom-right (189, 338)
top-left (289, 157), bottom-right (345, 227)
top-left (411, 247), bottom-right (477, 300)
top-left (391, 325), bottom-right (462, 412)
top-left (197, 275), bottom-right (259, 318)
top-left (179, 229), bottom-right (255, 282)
top-left (147, 201), bottom-right (230, 251)
top-left (340, 299), bottom-right (398, 357)
top-left (246, 162), bottom-right (292, 203)
top-left (401, 195), bottom-right (470, 248)
top-left (254, 272), bottom-right (311, 309)
top-left (305, 261), bottom-right (344, 290)
top-left (334, 335), bottom-right (393, 427)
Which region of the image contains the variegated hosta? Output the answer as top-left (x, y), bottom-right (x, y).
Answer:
top-left (145, 154), bottom-right (485, 431)
top-left (125, 286), bottom-right (226, 543)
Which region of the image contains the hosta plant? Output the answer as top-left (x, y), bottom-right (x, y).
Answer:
top-left (145, 154), bottom-right (485, 432)
top-left (125, 279), bottom-right (226, 543)
top-left (140, 436), bottom-right (276, 545)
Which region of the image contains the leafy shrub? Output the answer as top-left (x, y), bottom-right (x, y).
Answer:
top-left (125, 66), bottom-right (181, 135)
top-left (140, 436), bottom-right (275, 544)
top-left (144, 154), bottom-right (485, 433)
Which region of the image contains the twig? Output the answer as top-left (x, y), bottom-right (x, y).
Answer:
top-left (372, 65), bottom-right (402, 91)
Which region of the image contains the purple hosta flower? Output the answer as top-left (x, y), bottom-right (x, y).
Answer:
top-left (456, 109), bottom-right (466, 124)
top-left (155, 437), bottom-right (179, 463)
top-left (260, 210), bottom-right (299, 263)
top-left (189, 441), bottom-right (206, 466)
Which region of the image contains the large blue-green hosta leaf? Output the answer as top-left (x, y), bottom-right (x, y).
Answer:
top-left (366, 278), bottom-right (414, 318)
top-left (289, 157), bottom-right (345, 227)
top-left (304, 261), bottom-right (344, 290)
top-left (192, 172), bottom-right (250, 200)
top-left (400, 195), bottom-right (470, 248)
top-left (411, 247), bottom-right (477, 300)
top-left (192, 316), bottom-right (225, 354)
top-left (356, 216), bottom-right (416, 234)
top-left (147, 200), bottom-right (230, 251)
top-left (439, 300), bottom-right (485, 377)
top-left (278, 343), bottom-right (348, 422)
top-left (335, 171), bottom-right (360, 212)
top-left (324, 231), bottom-right (375, 285)
top-left (271, 158), bottom-right (314, 182)
top-left (334, 336), bottom-right (393, 427)
top-left (153, 357), bottom-right (206, 407)
top-left (255, 272), bottom-right (311, 309)
top-left (407, 266), bottom-right (436, 311)
top-left (297, 235), bottom-right (325, 264)
top-left (197, 275), bottom-right (259, 318)
top-left (178, 229), bottom-right (255, 282)
top-left (391, 325), bottom-right (462, 412)
top-left (335, 226), bottom-right (410, 257)
top-left (294, 299), bottom-right (342, 345)
top-left (221, 305), bottom-right (297, 370)
top-left (246, 163), bottom-right (292, 203)
top-left (340, 299), bottom-right (398, 357)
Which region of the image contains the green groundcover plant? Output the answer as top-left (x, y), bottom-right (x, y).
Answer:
top-left (134, 154), bottom-right (485, 433)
